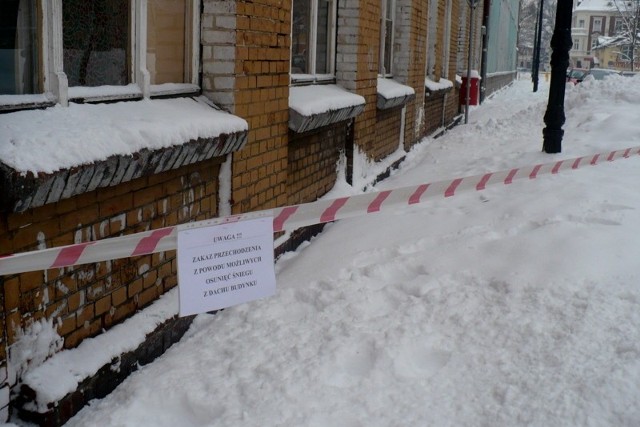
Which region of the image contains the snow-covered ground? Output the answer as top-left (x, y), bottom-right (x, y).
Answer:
top-left (14, 73), bottom-right (640, 426)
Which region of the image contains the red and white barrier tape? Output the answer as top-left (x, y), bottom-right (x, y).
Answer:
top-left (2, 146), bottom-right (639, 276)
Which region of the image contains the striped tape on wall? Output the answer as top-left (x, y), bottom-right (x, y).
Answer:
top-left (1, 146), bottom-right (639, 276)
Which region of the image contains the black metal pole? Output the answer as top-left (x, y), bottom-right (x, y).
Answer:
top-left (542, 0), bottom-right (573, 154)
top-left (532, 0), bottom-right (545, 92)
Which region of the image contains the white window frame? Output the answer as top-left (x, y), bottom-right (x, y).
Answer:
top-left (579, 19), bottom-right (585, 28)
top-left (573, 38), bottom-right (580, 51)
top-left (290, 0), bottom-right (337, 84)
top-left (1, 0), bottom-right (200, 108)
top-left (379, 0), bottom-right (395, 77)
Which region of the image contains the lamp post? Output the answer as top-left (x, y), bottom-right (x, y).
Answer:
top-left (542, 0), bottom-right (573, 153)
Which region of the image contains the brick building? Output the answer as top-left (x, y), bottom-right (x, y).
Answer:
top-left (0, 0), bottom-right (516, 423)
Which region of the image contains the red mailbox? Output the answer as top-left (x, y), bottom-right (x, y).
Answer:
top-left (460, 75), bottom-right (480, 106)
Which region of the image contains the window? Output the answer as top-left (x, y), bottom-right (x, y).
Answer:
top-left (148, 0), bottom-right (196, 87)
top-left (591, 37), bottom-right (598, 50)
top-left (593, 17), bottom-right (602, 32)
top-left (379, 0), bottom-right (395, 76)
top-left (614, 17), bottom-right (624, 34)
top-left (425, 0), bottom-right (453, 80)
top-left (1, 0), bottom-right (199, 107)
top-left (579, 19), bottom-right (585, 28)
top-left (0, 0), bottom-right (39, 95)
top-left (621, 44), bottom-right (633, 61)
top-left (425, 0), bottom-right (438, 77)
top-left (63, 0), bottom-right (130, 87)
top-left (573, 39), bottom-right (580, 51)
top-left (442, 0), bottom-right (453, 77)
top-left (291, 0), bottom-right (337, 82)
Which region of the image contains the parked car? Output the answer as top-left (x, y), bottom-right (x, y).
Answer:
top-left (588, 68), bottom-right (618, 80)
top-left (619, 70), bottom-right (638, 77)
top-left (566, 68), bottom-right (589, 84)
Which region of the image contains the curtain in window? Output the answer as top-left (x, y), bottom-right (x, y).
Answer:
top-left (0, 0), bottom-right (38, 94)
top-left (148, 0), bottom-right (187, 84)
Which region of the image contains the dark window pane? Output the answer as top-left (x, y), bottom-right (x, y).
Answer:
top-left (63, 0), bottom-right (130, 87)
top-left (383, 19), bottom-right (392, 74)
top-left (291, 0), bottom-right (310, 74)
top-left (315, 0), bottom-right (330, 74)
top-left (0, 0), bottom-right (39, 94)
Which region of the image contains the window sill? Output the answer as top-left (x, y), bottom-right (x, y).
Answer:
top-left (290, 74), bottom-right (335, 86)
top-left (0, 96), bottom-right (248, 213)
top-left (68, 84), bottom-right (144, 103)
top-left (377, 77), bottom-right (416, 110)
top-left (288, 84), bottom-right (365, 133)
top-left (0, 94), bottom-right (56, 112)
top-left (425, 77), bottom-right (454, 96)
top-left (150, 83), bottom-right (200, 98)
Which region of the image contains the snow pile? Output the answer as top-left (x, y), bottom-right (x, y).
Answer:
top-left (7, 319), bottom-right (63, 388)
top-left (19, 290), bottom-right (178, 412)
top-left (38, 74), bottom-right (640, 426)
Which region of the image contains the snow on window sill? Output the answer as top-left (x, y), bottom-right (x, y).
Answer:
top-left (377, 77), bottom-right (416, 110)
top-left (290, 74), bottom-right (335, 85)
top-left (0, 93), bottom-right (56, 112)
top-left (288, 84), bottom-right (365, 133)
top-left (425, 77), bottom-right (454, 95)
top-left (150, 83), bottom-right (200, 97)
top-left (68, 84), bottom-right (143, 102)
top-left (0, 96), bottom-right (248, 213)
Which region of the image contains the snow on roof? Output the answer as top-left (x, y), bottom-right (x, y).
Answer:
top-left (425, 77), bottom-right (455, 91)
top-left (377, 77), bottom-right (415, 99)
top-left (596, 35), bottom-right (627, 48)
top-left (575, 0), bottom-right (617, 12)
top-left (289, 84), bottom-right (365, 116)
top-left (0, 97), bottom-right (248, 175)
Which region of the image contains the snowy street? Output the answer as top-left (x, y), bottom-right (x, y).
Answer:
top-left (34, 75), bottom-right (640, 426)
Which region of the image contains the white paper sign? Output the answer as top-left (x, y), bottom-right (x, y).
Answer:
top-left (177, 214), bottom-right (275, 316)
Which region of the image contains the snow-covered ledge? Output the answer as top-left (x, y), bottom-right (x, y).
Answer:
top-left (289, 84), bottom-right (365, 133)
top-left (0, 97), bottom-right (248, 213)
top-left (425, 77), bottom-right (454, 96)
top-left (377, 78), bottom-right (415, 110)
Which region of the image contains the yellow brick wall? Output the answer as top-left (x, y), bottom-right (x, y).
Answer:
top-left (352, 0), bottom-right (381, 160)
top-left (231, 0), bottom-right (290, 213)
top-left (288, 122), bottom-right (349, 205)
top-left (0, 159), bottom-right (223, 350)
top-left (401, 0), bottom-right (429, 151)
top-left (374, 107), bottom-right (403, 161)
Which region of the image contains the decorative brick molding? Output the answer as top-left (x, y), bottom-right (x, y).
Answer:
top-left (0, 132), bottom-right (247, 214)
top-left (289, 104), bottom-right (365, 134)
top-left (377, 92), bottom-right (416, 110)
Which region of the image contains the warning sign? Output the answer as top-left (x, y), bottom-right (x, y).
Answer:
top-left (177, 214), bottom-right (275, 316)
